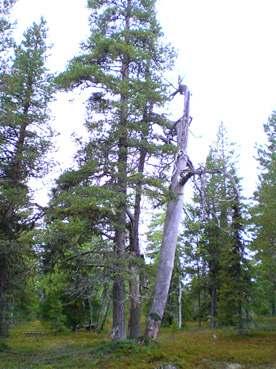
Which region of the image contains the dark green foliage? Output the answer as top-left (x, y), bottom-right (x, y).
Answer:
top-left (45, 0), bottom-right (176, 339)
top-left (251, 112), bottom-right (276, 316)
top-left (40, 215), bottom-right (113, 331)
top-left (179, 124), bottom-right (251, 329)
top-left (0, 18), bottom-right (54, 336)
top-left (0, 19), bottom-right (54, 181)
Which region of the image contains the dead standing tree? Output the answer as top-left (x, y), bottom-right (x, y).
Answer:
top-left (144, 83), bottom-right (242, 339)
top-left (145, 84), bottom-right (192, 339)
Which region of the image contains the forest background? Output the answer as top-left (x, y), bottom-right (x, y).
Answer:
top-left (0, 0), bottom-right (275, 352)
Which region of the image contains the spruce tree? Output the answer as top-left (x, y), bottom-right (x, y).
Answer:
top-left (251, 112), bottom-right (276, 316)
top-left (179, 124), bottom-right (251, 329)
top-left (0, 19), bottom-right (54, 336)
top-left (55, 0), bottom-right (175, 339)
top-left (205, 125), bottom-right (250, 328)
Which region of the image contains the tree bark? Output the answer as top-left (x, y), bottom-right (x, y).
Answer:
top-left (112, 0), bottom-right (131, 341)
top-left (128, 129), bottom-right (148, 339)
top-left (178, 277), bottom-right (182, 329)
top-left (128, 267), bottom-right (141, 338)
top-left (145, 86), bottom-right (191, 339)
top-left (128, 162), bottom-right (144, 338)
top-left (210, 286), bottom-right (217, 329)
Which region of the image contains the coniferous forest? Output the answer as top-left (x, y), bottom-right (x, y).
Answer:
top-left (0, 1), bottom-right (276, 368)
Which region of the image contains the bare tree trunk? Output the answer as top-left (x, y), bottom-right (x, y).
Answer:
top-left (145, 85), bottom-right (191, 339)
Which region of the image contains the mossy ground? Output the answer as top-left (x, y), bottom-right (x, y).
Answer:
top-left (0, 320), bottom-right (276, 369)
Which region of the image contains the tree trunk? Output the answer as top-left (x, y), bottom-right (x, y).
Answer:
top-left (128, 267), bottom-right (141, 338)
top-left (112, 92), bottom-right (128, 340)
top-left (210, 286), bottom-right (217, 329)
top-left (178, 277), bottom-right (182, 329)
top-left (128, 182), bottom-right (143, 339)
top-left (198, 286), bottom-right (202, 328)
top-left (112, 273), bottom-right (126, 339)
top-left (271, 293), bottom-right (276, 317)
top-left (145, 86), bottom-right (191, 339)
top-left (112, 0), bottom-right (131, 341)
top-left (128, 138), bottom-right (147, 339)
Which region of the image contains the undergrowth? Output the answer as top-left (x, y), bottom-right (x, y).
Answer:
top-left (0, 320), bottom-right (275, 369)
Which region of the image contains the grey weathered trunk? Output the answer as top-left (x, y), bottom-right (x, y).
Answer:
top-left (145, 86), bottom-right (191, 339)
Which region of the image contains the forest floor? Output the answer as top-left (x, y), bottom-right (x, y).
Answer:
top-left (0, 320), bottom-right (276, 369)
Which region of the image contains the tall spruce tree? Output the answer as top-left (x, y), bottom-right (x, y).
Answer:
top-left (203, 125), bottom-right (250, 328)
top-left (207, 125), bottom-right (250, 329)
top-left (251, 112), bottom-right (276, 316)
top-left (0, 19), bottom-right (54, 336)
top-left (179, 124), bottom-right (251, 329)
top-left (55, 0), bottom-right (175, 339)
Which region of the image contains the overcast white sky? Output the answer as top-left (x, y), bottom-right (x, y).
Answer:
top-left (12, 0), bottom-right (276, 202)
